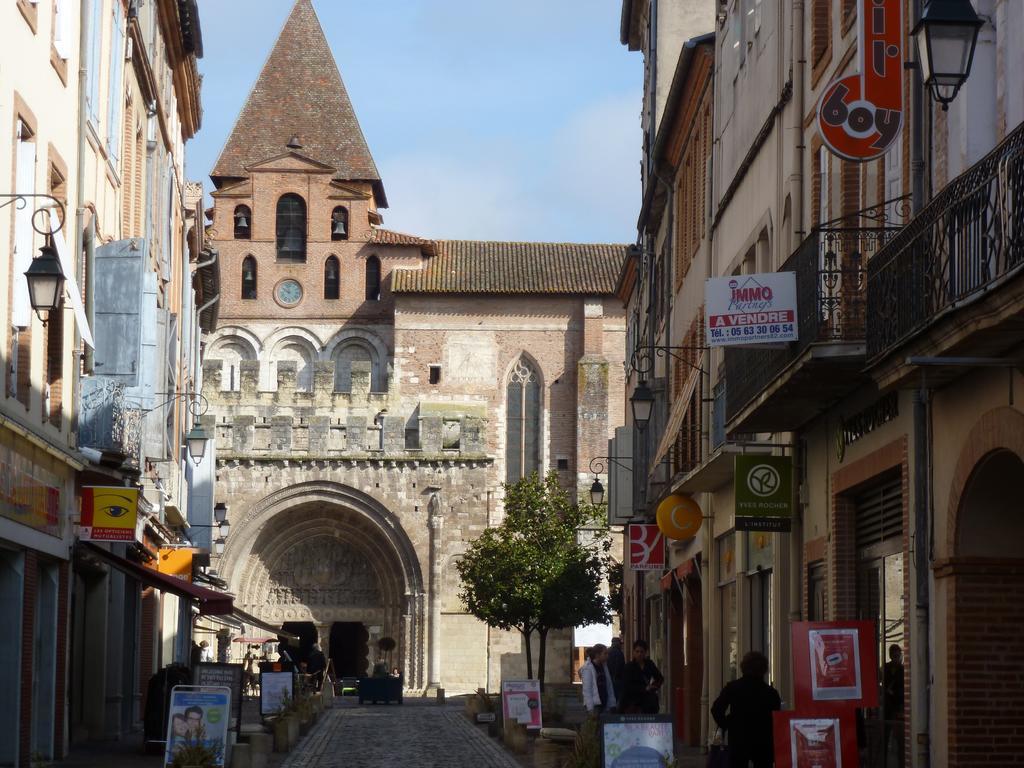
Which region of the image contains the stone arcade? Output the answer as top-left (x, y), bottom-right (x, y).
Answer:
top-left (201, 0), bottom-right (626, 693)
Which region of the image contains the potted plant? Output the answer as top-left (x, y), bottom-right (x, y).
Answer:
top-left (377, 636), bottom-right (397, 668)
top-left (170, 726), bottom-right (223, 768)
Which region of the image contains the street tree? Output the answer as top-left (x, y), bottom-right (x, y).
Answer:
top-left (456, 472), bottom-right (611, 686)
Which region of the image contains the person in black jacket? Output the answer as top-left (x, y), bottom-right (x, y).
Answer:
top-left (607, 636), bottom-right (626, 705)
top-left (711, 651), bottom-right (781, 768)
top-left (620, 639), bottom-right (665, 714)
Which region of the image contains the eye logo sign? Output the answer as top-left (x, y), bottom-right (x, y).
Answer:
top-left (80, 486), bottom-right (140, 542)
top-left (817, 0), bottom-right (903, 161)
top-left (746, 464), bottom-right (781, 498)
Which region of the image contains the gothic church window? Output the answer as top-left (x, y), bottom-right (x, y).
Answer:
top-left (324, 256), bottom-right (340, 300)
top-left (276, 193), bottom-right (306, 261)
top-left (241, 256), bottom-right (257, 299)
top-left (233, 205), bottom-right (251, 239)
top-left (365, 255), bottom-right (381, 301)
top-left (331, 206), bottom-right (348, 241)
top-left (506, 357), bottom-right (541, 483)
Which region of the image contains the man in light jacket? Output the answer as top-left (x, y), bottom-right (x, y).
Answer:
top-left (580, 643), bottom-right (617, 714)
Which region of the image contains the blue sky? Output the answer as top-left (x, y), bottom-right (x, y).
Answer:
top-left (187, 0), bottom-right (642, 244)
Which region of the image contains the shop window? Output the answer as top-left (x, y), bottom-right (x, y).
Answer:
top-left (808, 561), bottom-right (827, 621)
top-left (718, 532), bottom-right (738, 684)
top-left (747, 533), bottom-right (773, 673)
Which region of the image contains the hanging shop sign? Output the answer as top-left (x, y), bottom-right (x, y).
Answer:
top-left (193, 664), bottom-right (243, 732)
top-left (705, 273), bottom-right (797, 347)
top-left (601, 714), bottom-right (674, 768)
top-left (156, 548), bottom-right (193, 582)
top-left (734, 456), bottom-right (793, 532)
top-left (627, 524), bottom-right (666, 571)
top-left (792, 621), bottom-right (878, 708)
top-left (163, 685), bottom-right (231, 768)
top-left (772, 711), bottom-right (859, 768)
top-left (817, 0), bottom-right (904, 161)
top-left (501, 679), bottom-right (543, 730)
top-left (655, 495), bottom-right (702, 541)
top-left (0, 452), bottom-right (61, 538)
top-left (80, 486), bottom-right (140, 542)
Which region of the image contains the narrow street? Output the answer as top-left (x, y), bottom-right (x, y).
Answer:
top-left (282, 701), bottom-right (522, 768)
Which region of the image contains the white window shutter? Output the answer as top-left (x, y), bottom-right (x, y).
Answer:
top-left (13, 124), bottom-right (37, 329)
top-left (54, 0), bottom-right (71, 60)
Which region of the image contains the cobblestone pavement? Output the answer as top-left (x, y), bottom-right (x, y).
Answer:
top-left (281, 700), bottom-right (522, 768)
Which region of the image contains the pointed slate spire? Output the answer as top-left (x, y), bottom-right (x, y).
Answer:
top-left (211, 0), bottom-right (386, 206)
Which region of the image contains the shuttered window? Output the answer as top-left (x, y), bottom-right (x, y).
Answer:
top-left (854, 474), bottom-right (902, 555)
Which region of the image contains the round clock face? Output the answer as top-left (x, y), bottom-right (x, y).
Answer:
top-left (275, 279), bottom-right (303, 307)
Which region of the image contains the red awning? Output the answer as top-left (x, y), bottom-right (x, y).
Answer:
top-left (82, 542), bottom-right (234, 616)
top-left (659, 558), bottom-right (699, 591)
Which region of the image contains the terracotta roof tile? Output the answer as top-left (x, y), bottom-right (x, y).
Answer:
top-left (391, 241), bottom-right (629, 295)
top-left (369, 229), bottom-right (434, 249)
top-left (211, 0), bottom-right (386, 206)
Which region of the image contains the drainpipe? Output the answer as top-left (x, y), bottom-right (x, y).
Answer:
top-left (911, 0), bottom-right (925, 214)
top-left (77, 0), bottom-right (93, 374)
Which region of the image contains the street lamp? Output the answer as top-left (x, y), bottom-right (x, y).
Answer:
top-left (185, 424), bottom-right (210, 464)
top-left (590, 478), bottom-right (605, 506)
top-left (214, 502), bottom-right (228, 524)
top-left (214, 537), bottom-right (225, 555)
top-left (24, 241), bottom-right (65, 324)
top-left (218, 518), bottom-right (231, 538)
top-left (913, 0), bottom-right (984, 110)
top-left (630, 380), bottom-right (655, 430)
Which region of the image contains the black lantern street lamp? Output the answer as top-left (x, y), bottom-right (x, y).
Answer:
top-left (630, 380), bottom-right (655, 430)
top-left (913, 0), bottom-right (984, 110)
top-left (185, 424), bottom-right (210, 464)
top-left (24, 242), bottom-right (65, 324)
top-left (590, 478), bottom-right (605, 506)
top-left (214, 502), bottom-right (227, 524)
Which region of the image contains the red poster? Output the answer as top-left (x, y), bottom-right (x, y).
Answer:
top-left (774, 712), bottom-right (858, 768)
top-left (627, 524), bottom-right (665, 571)
top-left (817, 0), bottom-right (903, 161)
top-left (792, 622), bottom-right (877, 709)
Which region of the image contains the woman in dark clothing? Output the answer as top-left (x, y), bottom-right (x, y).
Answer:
top-left (711, 651), bottom-right (782, 768)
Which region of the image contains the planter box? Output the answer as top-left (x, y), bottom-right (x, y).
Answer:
top-left (357, 676), bottom-right (403, 704)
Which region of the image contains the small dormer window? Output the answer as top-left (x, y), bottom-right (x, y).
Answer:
top-left (331, 206), bottom-right (349, 241)
top-left (233, 205), bottom-right (251, 239)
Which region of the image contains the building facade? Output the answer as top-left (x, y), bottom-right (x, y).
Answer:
top-left (621, 1), bottom-right (1024, 766)
top-left (203, 0), bottom-right (626, 694)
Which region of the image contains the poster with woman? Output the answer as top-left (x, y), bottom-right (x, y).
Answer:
top-left (163, 686), bottom-right (231, 767)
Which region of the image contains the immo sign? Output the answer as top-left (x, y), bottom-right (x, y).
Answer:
top-left (705, 272), bottom-right (798, 347)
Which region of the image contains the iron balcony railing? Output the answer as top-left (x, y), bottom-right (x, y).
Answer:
top-left (726, 202), bottom-right (907, 423)
top-left (867, 123), bottom-right (1024, 362)
top-left (79, 378), bottom-right (143, 464)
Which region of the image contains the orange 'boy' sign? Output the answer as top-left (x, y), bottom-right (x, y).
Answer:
top-left (817, 0), bottom-right (903, 161)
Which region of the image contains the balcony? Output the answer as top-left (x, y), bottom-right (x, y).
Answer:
top-left (78, 378), bottom-right (143, 468)
top-left (725, 205), bottom-right (906, 433)
top-left (867, 124), bottom-right (1024, 385)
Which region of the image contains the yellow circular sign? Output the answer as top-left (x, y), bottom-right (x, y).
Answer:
top-left (656, 494), bottom-right (702, 541)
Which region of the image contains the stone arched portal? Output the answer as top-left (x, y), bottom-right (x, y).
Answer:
top-left (218, 482), bottom-right (426, 690)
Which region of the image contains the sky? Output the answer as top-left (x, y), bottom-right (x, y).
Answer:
top-left (186, 0), bottom-right (642, 244)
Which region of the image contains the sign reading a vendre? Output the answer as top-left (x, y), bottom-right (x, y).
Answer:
top-left (705, 273), bottom-right (798, 347)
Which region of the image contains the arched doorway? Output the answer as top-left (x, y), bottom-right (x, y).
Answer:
top-left (220, 482), bottom-right (426, 689)
top-left (948, 447), bottom-right (1024, 766)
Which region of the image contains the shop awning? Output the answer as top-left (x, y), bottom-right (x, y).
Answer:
top-left (82, 542), bottom-right (233, 615)
top-left (652, 367), bottom-right (701, 467)
top-left (232, 606), bottom-right (299, 642)
top-left (659, 558), bottom-right (700, 591)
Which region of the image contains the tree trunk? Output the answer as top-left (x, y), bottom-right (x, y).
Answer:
top-left (521, 627), bottom-right (534, 679)
top-left (537, 627), bottom-right (548, 691)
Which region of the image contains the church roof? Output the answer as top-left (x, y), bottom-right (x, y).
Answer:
top-left (211, 0), bottom-right (386, 207)
top-left (391, 241), bottom-right (629, 296)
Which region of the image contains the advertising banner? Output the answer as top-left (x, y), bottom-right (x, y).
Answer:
top-left (163, 685), bottom-right (230, 767)
top-left (156, 548), bottom-right (193, 582)
top-left (817, 0), bottom-right (903, 162)
top-left (705, 273), bottom-right (797, 347)
top-left (773, 711), bottom-right (859, 768)
top-left (792, 621), bottom-right (878, 708)
top-left (80, 486), bottom-right (139, 542)
top-left (627, 525), bottom-right (665, 571)
top-left (601, 714), bottom-right (674, 768)
top-left (655, 494), bottom-right (701, 542)
top-left (0, 450), bottom-right (62, 538)
top-left (259, 670), bottom-right (295, 716)
top-left (501, 679), bottom-right (543, 730)
top-left (735, 456), bottom-right (793, 532)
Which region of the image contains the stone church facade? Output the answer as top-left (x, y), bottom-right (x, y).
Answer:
top-left (202, 0), bottom-right (625, 693)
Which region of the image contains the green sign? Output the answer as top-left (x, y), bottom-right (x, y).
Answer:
top-left (734, 455), bottom-right (793, 532)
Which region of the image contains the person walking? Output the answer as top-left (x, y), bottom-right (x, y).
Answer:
top-left (580, 643), bottom-right (617, 715)
top-left (307, 643), bottom-right (327, 690)
top-left (620, 639), bottom-right (664, 714)
top-left (711, 651), bottom-right (781, 768)
top-left (607, 636), bottom-right (626, 704)
top-left (883, 644), bottom-right (905, 768)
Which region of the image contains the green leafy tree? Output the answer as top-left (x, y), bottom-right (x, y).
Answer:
top-left (456, 472), bottom-right (611, 686)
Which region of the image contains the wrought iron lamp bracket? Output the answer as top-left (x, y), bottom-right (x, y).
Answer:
top-left (0, 193), bottom-right (66, 236)
top-left (629, 345), bottom-right (710, 378)
top-left (142, 391), bottom-right (209, 417)
top-left (589, 456), bottom-right (633, 476)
